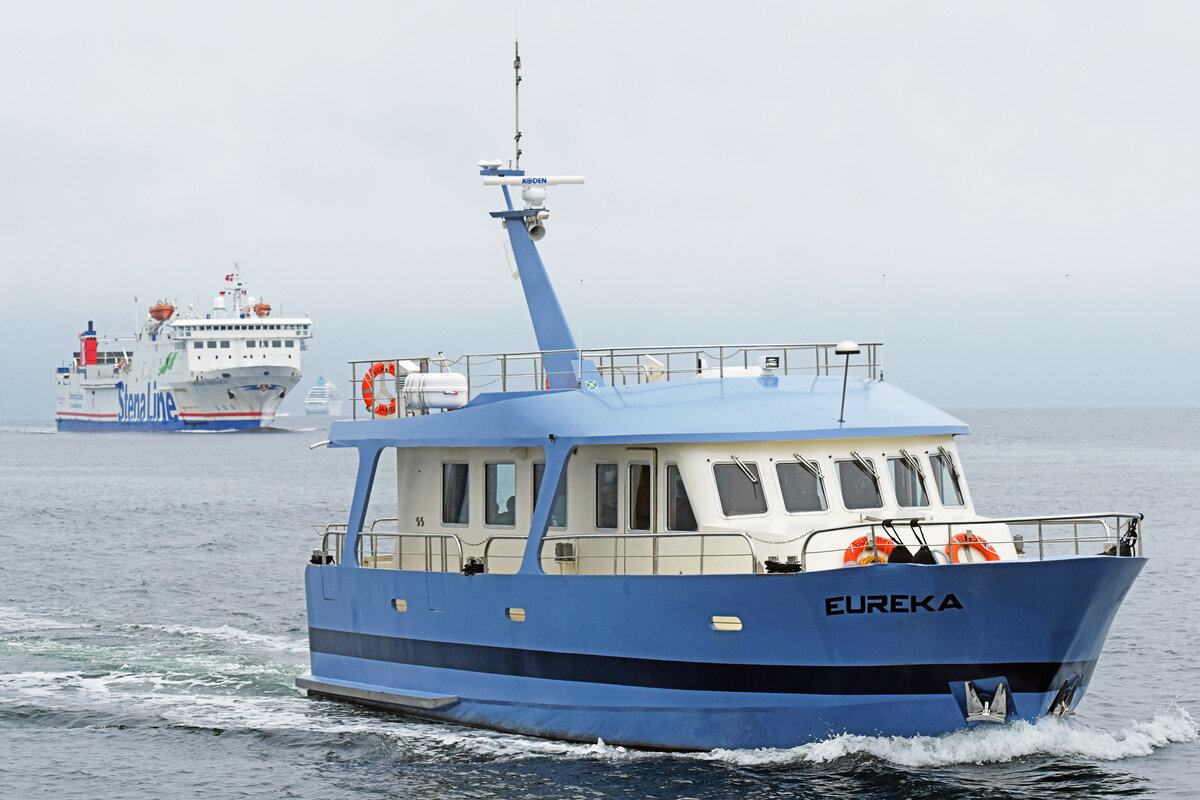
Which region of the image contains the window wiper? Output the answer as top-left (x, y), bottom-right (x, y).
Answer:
top-left (792, 453), bottom-right (823, 480)
top-left (937, 446), bottom-right (961, 481)
top-left (730, 455), bottom-right (759, 484)
top-left (899, 448), bottom-right (925, 478)
top-left (849, 451), bottom-right (877, 480)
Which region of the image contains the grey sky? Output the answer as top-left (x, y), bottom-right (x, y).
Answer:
top-left (3, 2), bottom-right (1197, 420)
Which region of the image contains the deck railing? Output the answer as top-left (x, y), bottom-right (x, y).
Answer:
top-left (798, 512), bottom-right (1143, 572)
top-left (311, 513), bottom-right (1140, 574)
top-left (482, 531), bottom-right (759, 576)
top-left (347, 342), bottom-right (882, 418)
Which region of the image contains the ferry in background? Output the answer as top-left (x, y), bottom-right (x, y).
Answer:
top-left (55, 271), bottom-right (312, 431)
top-left (304, 377), bottom-right (345, 417)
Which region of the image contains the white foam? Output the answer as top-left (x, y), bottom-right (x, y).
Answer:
top-left (146, 623), bottom-right (308, 655)
top-left (701, 705), bottom-right (1198, 767)
top-left (0, 606), bottom-right (76, 633)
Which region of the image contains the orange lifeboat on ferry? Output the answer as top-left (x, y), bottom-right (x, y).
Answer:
top-left (254, 303), bottom-right (271, 317)
top-left (149, 303), bottom-right (175, 321)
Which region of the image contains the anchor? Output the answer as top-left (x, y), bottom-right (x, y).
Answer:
top-left (964, 680), bottom-right (1009, 723)
top-left (1048, 675), bottom-right (1081, 717)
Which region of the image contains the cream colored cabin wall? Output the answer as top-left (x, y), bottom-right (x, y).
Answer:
top-left (388, 446), bottom-right (546, 572)
top-left (375, 435), bottom-right (993, 576)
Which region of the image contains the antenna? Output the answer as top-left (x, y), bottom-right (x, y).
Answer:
top-left (513, 40), bottom-right (522, 169)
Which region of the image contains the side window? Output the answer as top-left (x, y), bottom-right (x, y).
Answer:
top-left (888, 455), bottom-right (929, 508)
top-left (930, 451), bottom-right (965, 507)
top-left (192, 341), bottom-right (202, 349)
top-left (666, 464), bottom-right (698, 531)
top-left (220, 340), bottom-right (231, 349)
top-left (713, 461), bottom-right (767, 516)
top-left (441, 463), bottom-right (469, 525)
top-left (595, 463), bottom-right (618, 529)
top-left (629, 464), bottom-right (652, 531)
top-left (485, 463), bottom-right (516, 526)
top-left (247, 340), bottom-right (256, 348)
top-left (532, 462), bottom-right (568, 528)
top-left (776, 460), bottom-right (828, 513)
top-left (837, 457), bottom-right (882, 510)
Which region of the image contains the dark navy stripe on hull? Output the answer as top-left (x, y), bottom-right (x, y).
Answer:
top-left (309, 628), bottom-right (1093, 695)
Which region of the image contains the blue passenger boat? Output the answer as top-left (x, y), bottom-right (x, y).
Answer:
top-left (298, 154), bottom-right (1144, 750)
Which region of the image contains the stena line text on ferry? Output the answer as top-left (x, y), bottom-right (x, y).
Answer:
top-left (117, 380), bottom-right (178, 424)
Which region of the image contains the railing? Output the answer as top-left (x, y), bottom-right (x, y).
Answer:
top-left (798, 513), bottom-right (1143, 572)
top-left (347, 342), bottom-right (881, 417)
top-left (315, 523), bottom-right (348, 564)
top-left (482, 532), bottom-right (759, 576)
top-left (311, 519), bottom-right (460, 569)
top-left (356, 532), bottom-right (465, 572)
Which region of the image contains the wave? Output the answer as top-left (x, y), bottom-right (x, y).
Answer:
top-left (698, 705), bottom-right (1198, 767)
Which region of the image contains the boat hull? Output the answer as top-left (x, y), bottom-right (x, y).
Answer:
top-left (301, 555), bottom-right (1143, 750)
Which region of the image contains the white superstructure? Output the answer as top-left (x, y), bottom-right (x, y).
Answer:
top-left (55, 270), bottom-right (312, 431)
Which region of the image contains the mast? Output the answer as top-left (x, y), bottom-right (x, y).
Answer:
top-left (513, 41), bottom-right (522, 170)
top-left (478, 45), bottom-right (602, 390)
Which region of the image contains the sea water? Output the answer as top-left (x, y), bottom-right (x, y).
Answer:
top-left (0, 408), bottom-right (1197, 799)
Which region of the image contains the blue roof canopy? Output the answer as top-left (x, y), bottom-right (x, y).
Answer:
top-left (329, 375), bottom-right (967, 450)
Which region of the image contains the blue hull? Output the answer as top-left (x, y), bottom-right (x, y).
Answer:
top-left (302, 556), bottom-right (1144, 750)
top-left (56, 417), bottom-right (268, 432)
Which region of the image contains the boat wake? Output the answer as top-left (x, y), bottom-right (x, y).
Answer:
top-left (3, 606), bottom-right (1193, 769)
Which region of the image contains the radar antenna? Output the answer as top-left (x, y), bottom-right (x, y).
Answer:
top-left (513, 40), bottom-right (522, 169)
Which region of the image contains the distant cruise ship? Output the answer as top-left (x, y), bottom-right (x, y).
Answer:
top-left (55, 271), bottom-right (312, 431)
top-left (304, 376), bottom-right (344, 416)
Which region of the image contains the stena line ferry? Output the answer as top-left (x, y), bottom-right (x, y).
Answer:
top-left (297, 152), bottom-right (1145, 749)
top-left (55, 271), bottom-right (312, 431)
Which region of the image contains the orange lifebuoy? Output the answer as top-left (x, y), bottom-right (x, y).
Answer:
top-left (843, 535), bottom-right (894, 566)
top-left (948, 532), bottom-right (1000, 563)
top-left (361, 362), bottom-right (397, 417)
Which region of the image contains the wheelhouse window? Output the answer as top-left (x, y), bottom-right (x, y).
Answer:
top-left (629, 464), bottom-right (652, 531)
top-left (441, 463), bottom-right (469, 525)
top-left (485, 463), bottom-right (516, 527)
top-left (930, 450), bottom-right (965, 506)
top-left (888, 454), bottom-right (929, 508)
top-left (713, 460), bottom-right (767, 516)
top-left (776, 459), bottom-right (828, 513)
top-left (666, 464), bottom-right (697, 531)
top-left (595, 463), bottom-right (618, 529)
top-left (532, 462), bottom-right (568, 528)
top-left (837, 456), bottom-right (882, 510)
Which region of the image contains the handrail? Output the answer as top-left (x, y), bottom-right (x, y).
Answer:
top-left (357, 531), bottom-right (465, 572)
top-left (482, 531), bottom-right (759, 576)
top-left (799, 512), bottom-right (1143, 571)
top-left (346, 342), bottom-right (883, 414)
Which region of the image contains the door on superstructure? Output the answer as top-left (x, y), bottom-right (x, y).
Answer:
top-left (625, 447), bottom-right (657, 574)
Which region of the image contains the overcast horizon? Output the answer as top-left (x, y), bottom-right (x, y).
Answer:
top-left (3, 2), bottom-right (1197, 421)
